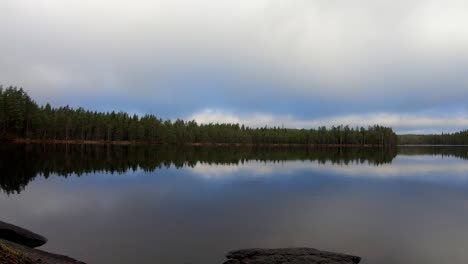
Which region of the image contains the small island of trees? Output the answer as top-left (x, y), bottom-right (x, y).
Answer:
top-left (0, 86), bottom-right (397, 146)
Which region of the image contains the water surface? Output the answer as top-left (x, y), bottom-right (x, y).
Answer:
top-left (1, 144), bottom-right (468, 264)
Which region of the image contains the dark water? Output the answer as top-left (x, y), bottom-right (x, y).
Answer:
top-left (1, 144), bottom-right (468, 264)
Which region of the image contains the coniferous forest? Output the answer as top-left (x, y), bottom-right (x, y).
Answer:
top-left (0, 86), bottom-right (398, 145)
top-left (398, 132), bottom-right (468, 145)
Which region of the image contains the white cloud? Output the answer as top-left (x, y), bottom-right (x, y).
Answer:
top-left (190, 108), bottom-right (468, 133)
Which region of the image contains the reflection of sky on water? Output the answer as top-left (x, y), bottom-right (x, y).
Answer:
top-left (188, 156), bottom-right (468, 185)
top-left (2, 154), bottom-right (468, 263)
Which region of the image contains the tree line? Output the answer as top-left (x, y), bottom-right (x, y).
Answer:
top-left (399, 131), bottom-right (468, 145)
top-left (0, 86), bottom-right (397, 145)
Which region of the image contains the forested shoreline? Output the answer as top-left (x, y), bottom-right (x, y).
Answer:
top-left (0, 86), bottom-right (398, 145)
top-left (399, 132), bottom-right (468, 145)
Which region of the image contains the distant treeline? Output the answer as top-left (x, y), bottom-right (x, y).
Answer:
top-left (399, 131), bottom-right (468, 145)
top-left (0, 144), bottom-right (397, 194)
top-left (0, 86), bottom-right (397, 145)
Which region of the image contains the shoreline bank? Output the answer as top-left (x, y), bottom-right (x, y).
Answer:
top-left (8, 138), bottom-right (389, 147)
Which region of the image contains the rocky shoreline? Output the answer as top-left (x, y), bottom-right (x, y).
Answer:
top-left (0, 239), bottom-right (84, 264)
top-left (0, 220), bottom-right (83, 264)
top-left (0, 221), bottom-right (48, 248)
top-left (224, 248), bottom-right (361, 264)
top-left (0, 220), bottom-right (361, 264)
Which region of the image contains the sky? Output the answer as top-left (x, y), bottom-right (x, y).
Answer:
top-left (1, 0), bottom-right (468, 134)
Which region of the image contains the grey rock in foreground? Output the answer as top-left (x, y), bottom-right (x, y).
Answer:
top-left (1, 239), bottom-right (85, 264)
top-left (0, 221), bottom-right (48, 248)
top-left (224, 248), bottom-right (361, 264)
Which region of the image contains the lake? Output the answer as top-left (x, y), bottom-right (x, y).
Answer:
top-left (1, 144), bottom-right (468, 264)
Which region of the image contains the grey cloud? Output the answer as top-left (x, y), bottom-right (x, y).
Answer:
top-left (1, 0), bottom-right (468, 126)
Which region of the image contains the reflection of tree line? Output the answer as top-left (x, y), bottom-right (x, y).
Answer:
top-left (398, 146), bottom-right (468, 160)
top-left (0, 144), bottom-right (399, 194)
top-left (10, 146), bottom-right (468, 192)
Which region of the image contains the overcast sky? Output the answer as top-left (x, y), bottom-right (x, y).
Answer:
top-left (2, 0), bottom-right (468, 133)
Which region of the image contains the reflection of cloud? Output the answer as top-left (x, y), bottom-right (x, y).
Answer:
top-left (189, 157), bottom-right (468, 182)
top-left (325, 160), bottom-right (468, 180)
top-left (3, 154), bottom-right (468, 264)
top-left (189, 162), bottom-right (275, 179)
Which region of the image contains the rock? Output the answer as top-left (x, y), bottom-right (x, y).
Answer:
top-left (224, 248), bottom-right (361, 264)
top-left (0, 239), bottom-right (85, 264)
top-left (0, 221), bottom-right (48, 248)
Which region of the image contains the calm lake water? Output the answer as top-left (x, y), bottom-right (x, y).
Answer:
top-left (1, 144), bottom-right (468, 264)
